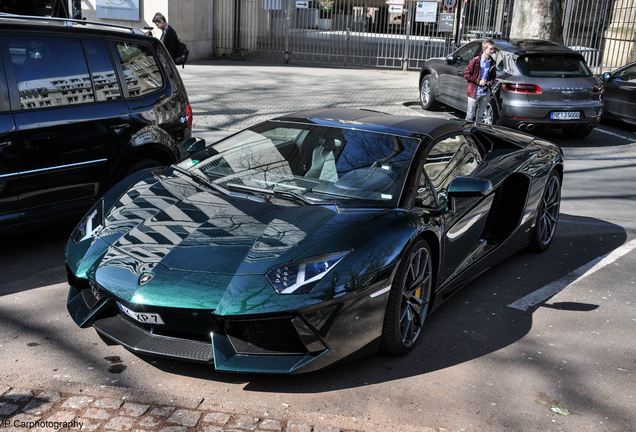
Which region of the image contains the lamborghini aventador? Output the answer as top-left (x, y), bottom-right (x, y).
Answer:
top-left (66, 108), bottom-right (563, 374)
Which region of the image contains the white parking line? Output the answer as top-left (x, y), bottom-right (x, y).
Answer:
top-left (508, 238), bottom-right (636, 311)
top-left (595, 127), bottom-right (634, 141)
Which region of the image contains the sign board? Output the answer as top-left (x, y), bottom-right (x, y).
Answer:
top-left (438, 12), bottom-right (455, 32)
top-left (295, 0), bottom-right (308, 8)
top-left (388, 5), bottom-right (404, 13)
top-left (263, 0), bottom-right (282, 10)
top-left (415, 1), bottom-right (437, 23)
top-left (385, 0), bottom-right (405, 5)
top-left (96, 0), bottom-right (139, 21)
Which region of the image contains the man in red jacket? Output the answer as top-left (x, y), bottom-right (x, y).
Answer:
top-left (463, 39), bottom-right (497, 123)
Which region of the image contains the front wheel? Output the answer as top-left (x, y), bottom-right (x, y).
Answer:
top-left (419, 76), bottom-right (438, 111)
top-left (381, 239), bottom-right (434, 355)
top-left (529, 171), bottom-right (562, 252)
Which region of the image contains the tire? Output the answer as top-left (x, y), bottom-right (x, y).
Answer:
top-left (419, 76), bottom-right (438, 111)
top-left (529, 170), bottom-right (561, 252)
top-left (381, 239), bottom-right (434, 355)
top-left (482, 100), bottom-right (499, 125)
top-left (125, 158), bottom-right (164, 176)
top-left (561, 124), bottom-right (594, 139)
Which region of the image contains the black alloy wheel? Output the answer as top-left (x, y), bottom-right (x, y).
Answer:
top-left (381, 239), bottom-right (433, 355)
top-left (530, 171), bottom-right (561, 252)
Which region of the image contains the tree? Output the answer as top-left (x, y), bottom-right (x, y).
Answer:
top-left (509, 0), bottom-right (564, 44)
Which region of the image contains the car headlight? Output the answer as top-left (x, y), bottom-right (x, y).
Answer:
top-left (266, 251), bottom-right (350, 294)
top-left (71, 199), bottom-right (104, 244)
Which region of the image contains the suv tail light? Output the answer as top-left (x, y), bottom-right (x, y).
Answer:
top-left (185, 103), bottom-right (193, 128)
top-left (502, 83), bottom-right (543, 94)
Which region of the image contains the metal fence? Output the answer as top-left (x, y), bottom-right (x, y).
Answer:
top-left (213, 0), bottom-right (635, 72)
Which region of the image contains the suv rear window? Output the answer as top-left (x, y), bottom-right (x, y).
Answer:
top-left (8, 36), bottom-right (95, 109)
top-left (516, 55), bottom-right (592, 78)
top-left (114, 42), bottom-right (163, 97)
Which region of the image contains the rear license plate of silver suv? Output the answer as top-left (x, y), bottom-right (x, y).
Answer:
top-left (551, 111), bottom-right (581, 120)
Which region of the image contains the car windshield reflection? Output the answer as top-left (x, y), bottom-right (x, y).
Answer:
top-left (177, 122), bottom-right (420, 207)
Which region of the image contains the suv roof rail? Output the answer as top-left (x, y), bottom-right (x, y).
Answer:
top-left (0, 13), bottom-right (146, 35)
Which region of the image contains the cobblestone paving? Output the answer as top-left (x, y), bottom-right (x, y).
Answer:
top-left (0, 386), bottom-right (361, 432)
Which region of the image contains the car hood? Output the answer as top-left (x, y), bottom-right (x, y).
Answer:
top-left (75, 170), bottom-right (389, 311)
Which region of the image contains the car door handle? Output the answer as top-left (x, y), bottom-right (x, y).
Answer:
top-left (0, 140), bottom-right (13, 148)
top-left (456, 71), bottom-right (463, 76)
top-left (110, 123), bottom-right (131, 134)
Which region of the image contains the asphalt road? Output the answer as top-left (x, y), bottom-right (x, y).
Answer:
top-left (1, 104), bottom-right (635, 431)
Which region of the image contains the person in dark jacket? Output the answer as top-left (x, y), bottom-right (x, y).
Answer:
top-left (463, 39), bottom-right (497, 123)
top-left (152, 12), bottom-right (179, 60)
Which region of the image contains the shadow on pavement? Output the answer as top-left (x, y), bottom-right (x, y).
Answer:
top-left (146, 213), bottom-right (626, 391)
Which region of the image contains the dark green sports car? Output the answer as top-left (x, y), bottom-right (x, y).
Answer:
top-left (66, 108), bottom-right (563, 374)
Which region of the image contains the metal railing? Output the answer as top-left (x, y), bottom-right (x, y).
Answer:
top-left (213, 0), bottom-right (635, 72)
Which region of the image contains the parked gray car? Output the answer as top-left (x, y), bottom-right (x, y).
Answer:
top-left (600, 61), bottom-right (636, 126)
top-left (419, 39), bottom-right (604, 138)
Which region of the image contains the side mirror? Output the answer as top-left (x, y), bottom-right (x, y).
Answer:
top-left (446, 54), bottom-right (455, 65)
top-left (602, 71), bottom-right (611, 82)
top-left (181, 137), bottom-right (206, 155)
top-left (448, 176), bottom-right (493, 198)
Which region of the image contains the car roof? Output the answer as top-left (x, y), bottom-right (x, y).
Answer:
top-left (0, 13), bottom-right (149, 39)
top-left (272, 108), bottom-right (464, 138)
top-left (489, 38), bottom-right (581, 56)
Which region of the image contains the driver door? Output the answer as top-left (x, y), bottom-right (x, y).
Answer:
top-left (438, 42), bottom-right (481, 109)
top-left (417, 133), bottom-right (493, 284)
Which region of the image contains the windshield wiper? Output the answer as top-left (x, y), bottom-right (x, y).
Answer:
top-left (172, 166), bottom-right (266, 202)
top-left (222, 183), bottom-right (318, 205)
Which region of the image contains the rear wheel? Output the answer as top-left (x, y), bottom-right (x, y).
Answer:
top-left (381, 239), bottom-right (433, 355)
top-left (529, 171), bottom-right (561, 252)
top-left (561, 124), bottom-right (593, 139)
top-left (482, 101), bottom-right (499, 125)
top-left (419, 76), bottom-right (438, 111)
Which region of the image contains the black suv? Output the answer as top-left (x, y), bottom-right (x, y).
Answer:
top-left (0, 15), bottom-right (192, 232)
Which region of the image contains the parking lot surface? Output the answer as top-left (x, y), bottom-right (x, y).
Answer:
top-left (1, 61), bottom-right (635, 432)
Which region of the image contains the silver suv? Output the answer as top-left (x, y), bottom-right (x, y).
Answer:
top-left (419, 39), bottom-right (603, 138)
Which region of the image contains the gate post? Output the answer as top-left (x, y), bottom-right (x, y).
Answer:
top-left (402, 0), bottom-right (413, 70)
top-left (284, 0), bottom-right (293, 63)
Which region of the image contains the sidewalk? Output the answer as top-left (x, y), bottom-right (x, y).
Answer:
top-left (0, 385), bottom-right (365, 432)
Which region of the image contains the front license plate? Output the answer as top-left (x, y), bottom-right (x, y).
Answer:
top-left (551, 111), bottom-right (581, 120)
top-left (118, 303), bottom-right (164, 325)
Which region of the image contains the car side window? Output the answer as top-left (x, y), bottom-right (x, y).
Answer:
top-left (83, 39), bottom-right (122, 102)
top-left (422, 134), bottom-right (482, 195)
top-left (455, 43), bottom-right (480, 65)
top-left (8, 36), bottom-right (95, 110)
top-left (114, 42), bottom-right (163, 97)
top-left (615, 64), bottom-right (636, 82)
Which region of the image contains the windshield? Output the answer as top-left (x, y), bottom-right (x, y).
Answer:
top-left (516, 54), bottom-right (592, 78)
top-left (177, 122), bottom-right (420, 207)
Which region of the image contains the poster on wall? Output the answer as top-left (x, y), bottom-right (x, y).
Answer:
top-left (415, 1), bottom-right (438, 23)
top-left (96, 0), bottom-right (140, 21)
